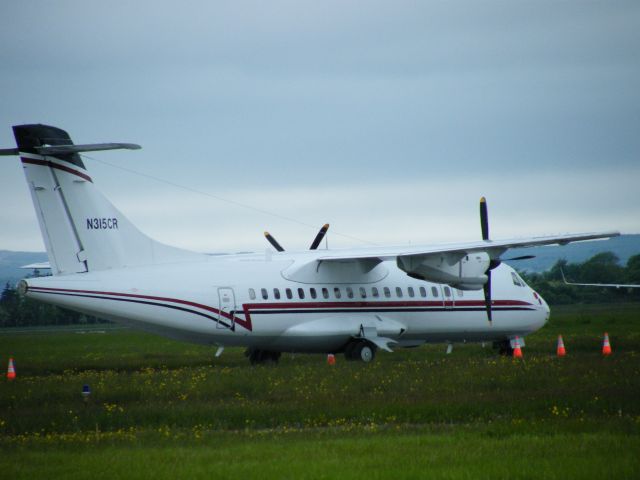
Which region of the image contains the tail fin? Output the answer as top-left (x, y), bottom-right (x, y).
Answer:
top-left (12, 124), bottom-right (204, 275)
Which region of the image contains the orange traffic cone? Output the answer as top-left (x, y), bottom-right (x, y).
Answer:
top-left (557, 335), bottom-right (566, 357)
top-left (7, 357), bottom-right (16, 381)
top-left (602, 333), bottom-right (612, 356)
top-left (327, 354), bottom-right (336, 365)
top-left (513, 337), bottom-right (523, 358)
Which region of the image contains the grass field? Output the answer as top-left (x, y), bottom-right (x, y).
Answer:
top-left (1, 303), bottom-right (639, 479)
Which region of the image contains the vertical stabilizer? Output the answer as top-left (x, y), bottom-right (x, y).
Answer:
top-left (13, 124), bottom-right (204, 275)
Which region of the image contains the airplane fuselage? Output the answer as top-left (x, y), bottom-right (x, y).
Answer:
top-left (21, 251), bottom-right (549, 353)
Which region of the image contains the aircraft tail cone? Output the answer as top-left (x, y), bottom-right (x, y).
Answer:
top-left (7, 357), bottom-right (16, 381)
top-left (557, 335), bottom-right (566, 357)
top-left (513, 337), bottom-right (523, 359)
top-left (602, 333), bottom-right (612, 356)
top-left (327, 354), bottom-right (336, 366)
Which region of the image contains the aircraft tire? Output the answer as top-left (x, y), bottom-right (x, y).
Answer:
top-left (247, 349), bottom-right (281, 365)
top-left (353, 341), bottom-right (376, 363)
top-left (493, 340), bottom-right (514, 356)
top-left (344, 341), bottom-right (358, 361)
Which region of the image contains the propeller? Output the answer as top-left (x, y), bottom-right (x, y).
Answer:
top-left (480, 197), bottom-right (497, 324)
top-left (505, 255), bottom-right (536, 261)
top-left (480, 197), bottom-right (489, 241)
top-left (264, 232), bottom-right (285, 252)
top-left (264, 224), bottom-right (330, 252)
top-left (479, 198), bottom-right (536, 323)
top-left (309, 224), bottom-right (330, 250)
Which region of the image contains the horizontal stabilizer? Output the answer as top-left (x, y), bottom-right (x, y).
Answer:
top-left (34, 143), bottom-right (141, 155)
top-left (20, 262), bottom-right (52, 270)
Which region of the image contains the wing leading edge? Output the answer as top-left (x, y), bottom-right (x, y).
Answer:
top-left (316, 231), bottom-right (620, 263)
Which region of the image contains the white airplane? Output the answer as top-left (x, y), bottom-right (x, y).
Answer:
top-left (1, 124), bottom-right (620, 363)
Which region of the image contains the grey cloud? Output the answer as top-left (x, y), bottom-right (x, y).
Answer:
top-left (1, 1), bottom-right (638, 251)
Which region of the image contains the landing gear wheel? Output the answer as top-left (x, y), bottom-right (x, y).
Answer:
top-left (352, 340), bottom-right (376, 363)
top-left (245, 348), bottom-right (281, 365)
top-left (344, 341), bottom-right (358, 361)
top-left (493, 340), bottom-right (514, 356)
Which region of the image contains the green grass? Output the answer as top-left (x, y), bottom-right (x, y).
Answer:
top-left (1, 303), bottom-right (639, 479)
top-left (5, 430), bottom-right (639, 480)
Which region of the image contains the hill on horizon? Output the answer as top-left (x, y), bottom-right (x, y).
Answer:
top-left (508, 234), bottom-right (640, 272)
top-left (0, 250), bottom-right (49, 288)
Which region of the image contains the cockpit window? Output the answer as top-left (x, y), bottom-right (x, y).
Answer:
top-left (511, 272), bottom-right (524, 287)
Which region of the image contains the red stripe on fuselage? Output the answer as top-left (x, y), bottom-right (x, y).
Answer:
top-left (27, 286), bottom-right (251, 331)
top-left (21, 157), bottom-right (93, 183)
top-left (243, 299), bottom-right (531, 309)
top-left (28, 286), bottom-right (535, 334)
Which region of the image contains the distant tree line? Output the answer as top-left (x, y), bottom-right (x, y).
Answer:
top-left (0, 282), bottom-right (107, 328)
top-left (520, 252), bottom-right (640, 305)
top-left (1, 251), bottom-right (639, 327)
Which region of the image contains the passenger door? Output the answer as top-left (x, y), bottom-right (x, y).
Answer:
top-left (216, 287), bottom-right (236, 329)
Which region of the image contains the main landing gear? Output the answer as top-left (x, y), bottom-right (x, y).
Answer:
top-left (245, 348), bottom-right (281, 365)
top-left (493, 339), bottom-right (514, 356)
top-left (344, 339), bottom-right (377, 363)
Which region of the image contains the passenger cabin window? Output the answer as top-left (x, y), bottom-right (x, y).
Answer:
top-left (298, 288), bottom-right (305, 299)
top-left (334, 287), bottom-right (342, 299)
top-left (346, 287), bottom-right (354, 299)
top-left (431, 287), bottom-right (439, 297)
top-left (372, 287), bottom-right (379, 298)
top-left (310, 288), bottom-right (317, 299)
top-left (383, 287), bottom-right (391, 298)
top-left (273, 288), bottom-right (281, 300)
top-left (261, 288), bottom-right (268, 300)
top-left (359, 287), bottom-right (367, 299)
top-left (396, 287), bottom-right (403, 298)
top-left (249, 288), bottom-right (256, 300)
top-left (322, 288), bottom-right (329, 299)
top-left (408, 287), bottom-right (415, 298)
top-left (443, 286), bottom-right (452, 297)
top-left (286, 288), bottom-right (293, 300)
top-left (419, 286), bottom-right (427, 298)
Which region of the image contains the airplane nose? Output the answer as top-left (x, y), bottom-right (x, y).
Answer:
top-left (543, 299), bottom-right (550, 322)
top-left (532, 290), bottom-right (550, 323)
top-left (539, 294), bottom-right (550, 322)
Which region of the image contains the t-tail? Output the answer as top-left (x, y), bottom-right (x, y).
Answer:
top-left (4, 124), bottom-right (203, 275)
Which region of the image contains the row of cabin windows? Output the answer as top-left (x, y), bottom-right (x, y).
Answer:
top-left (248, 285), bottom-right (456, 301)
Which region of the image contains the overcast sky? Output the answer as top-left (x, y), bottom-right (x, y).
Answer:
top-left (1, 1), bottom-right (639, 253)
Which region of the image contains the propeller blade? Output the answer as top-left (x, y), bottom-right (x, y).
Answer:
top-left (480, 197), bottom-right (489, 241)
top-left (505, 255), bottom-right (536, 261)
top-left (309, 223), bottom-right (330, 250)
top-left (264, 232), bottom-right (285, 252)
top-left (483, 270), bottom-right (493, 324)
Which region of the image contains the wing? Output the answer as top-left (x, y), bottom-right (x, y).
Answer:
top-left (561, 268), bottom-right (640, 288)
top-left (293, 231), bottom-right (620, 291)
top-left (316, 231), bottom-right (619, 262)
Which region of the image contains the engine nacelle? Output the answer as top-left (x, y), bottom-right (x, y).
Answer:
top-left (397, 252), bottom-right (490, 290)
